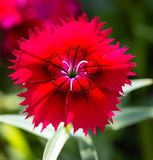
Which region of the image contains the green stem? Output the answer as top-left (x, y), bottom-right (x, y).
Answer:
top-left (137, 120), bottom-right (153, 160)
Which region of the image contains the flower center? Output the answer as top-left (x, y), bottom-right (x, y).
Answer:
top-left (68, 69), bottom-right (77, 78)
top-left (63, 60), bottom-right (88, 79)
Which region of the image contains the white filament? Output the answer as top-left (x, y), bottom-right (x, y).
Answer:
top-left (76, 60), bottom-right (88, 73)
top-left (70, 78), bottom-right (74, 91)
top-left (62, 60), bottom-right (70, 68)
top-left (61, 70), bottom-right (67, 74)
top-left (68, 63), bottom-right (72, 74)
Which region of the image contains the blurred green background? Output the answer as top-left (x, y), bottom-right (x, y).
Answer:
top-left (0, 0), bottom-right (153, 160)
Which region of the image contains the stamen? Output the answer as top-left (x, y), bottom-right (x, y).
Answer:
top-left (76, 60), bottom-right (88, 73)
top-left (63, 60), bottom-right (70, 68)
top-left (70, 78), bottom-right (74, 91)
top-left (61, 70), bottom-right (67, 74)
top-left (68, 63), bottom-right (72, 74)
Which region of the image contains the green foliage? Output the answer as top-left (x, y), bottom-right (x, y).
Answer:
top-left (0, 115), bottom-right (55, 139)
top-left (122, 79), bottom-right (153, 95)
top-left (77, 135), bottom-right (98, 160)
top-left (43, 128), bottom-right (70, 160)
top-left (0, 124), bottom-right (33, 160)
top-left (109, 107), bottom-right (153, 130)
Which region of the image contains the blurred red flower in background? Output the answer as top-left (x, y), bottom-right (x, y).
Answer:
top-left (0, 0), bottom-right (21, 29)
top-left (9, 13), bottom-right (136, 135)
top-left (0, 0), bottom-right (82, 61)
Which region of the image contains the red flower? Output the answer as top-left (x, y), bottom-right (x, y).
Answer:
top-left (9, 13), bottom-right (136, 135)
top-left (0, 0), bottom-right (82, 29)
top-left (0, 0), bottom-right (22, 29)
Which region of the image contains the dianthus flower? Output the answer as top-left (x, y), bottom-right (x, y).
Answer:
top-left (9, 13), bottom-right (136, 135)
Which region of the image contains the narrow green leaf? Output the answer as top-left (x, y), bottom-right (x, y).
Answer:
top-left (122, 79), bottom-right (153, 94)
top-left (43, 128), bottom-right (70, 160)
top-left (0, 114), bottom-right (55, 139)
top-left (0, 91), bottom-right (21, 110)
top-left (110, 107), bottom-right (153, 130)
top-left (77, 134), bottom-right (98, 160)
top-left (1, 124), bottom-right (33, 160)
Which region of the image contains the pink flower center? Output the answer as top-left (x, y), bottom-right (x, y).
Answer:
top-left (62, 60), bottom-right (88, 91)
top-left (62, 60), bottom-right (88, 78)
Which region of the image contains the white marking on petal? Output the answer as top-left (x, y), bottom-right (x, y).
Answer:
top-left (70, 78), bottom-right (74, 91)
top-left (61, 70), bottom-right (67, 74)
top-left (76, 60), bottom-right (88, 73)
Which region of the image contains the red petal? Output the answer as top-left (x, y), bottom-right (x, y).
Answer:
top-left (71, 76), bottom-right (92, 93)
top-left (20, 82), bottom-right (66, 130)
top-left (9, 62), bottom-right (53, 84)
top-left (97, 64), bottom-right (132, 92)
top-left (86, 46), bottom-right (135, 92)
top-left (18, 28), bottom-right (55, 60)
top-left (66, 86), bottom-right (120, 135)
top-left (9, 50), bottom-right (66, 84)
